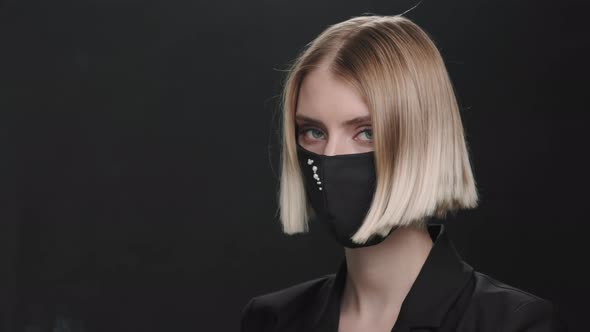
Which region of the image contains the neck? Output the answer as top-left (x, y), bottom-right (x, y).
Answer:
top-left (340, 225), bottom-right (434, 319)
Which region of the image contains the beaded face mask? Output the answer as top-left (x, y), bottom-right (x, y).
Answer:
top-left (296, 143), bottom-right (394, 248)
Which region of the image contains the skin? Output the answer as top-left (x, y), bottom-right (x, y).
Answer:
top-left (295, 62), bottom-right (434, 332)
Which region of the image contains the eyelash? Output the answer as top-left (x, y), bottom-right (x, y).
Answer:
top-left (297, 126), bottom-right (373, 141)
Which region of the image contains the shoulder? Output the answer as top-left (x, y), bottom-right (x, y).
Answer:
top-left (471, 271), bottom-right (549, 310)
top-left (240, 274), bottom-right (334, 332)
top-left (459, 271), bottom-right (566, 331)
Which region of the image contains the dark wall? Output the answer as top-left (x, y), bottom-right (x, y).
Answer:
top-left (1, 0), bottom-right (587, 331)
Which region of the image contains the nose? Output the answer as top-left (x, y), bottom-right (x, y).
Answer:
top-left (323, 137), bottom-right (349, 156)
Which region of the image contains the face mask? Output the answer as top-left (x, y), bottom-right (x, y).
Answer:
top-left (296, 143), bottom-right (395, 248)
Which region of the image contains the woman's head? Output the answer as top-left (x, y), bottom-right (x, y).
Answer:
top-left (279, 14), bottom-right (479, 245)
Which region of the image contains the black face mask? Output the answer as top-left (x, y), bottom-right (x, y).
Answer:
top-left (296, 143), bottom-right (395, 248)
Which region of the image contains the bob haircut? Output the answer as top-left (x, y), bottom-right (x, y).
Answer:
top-left (279, 14), bottom-right (479, 245)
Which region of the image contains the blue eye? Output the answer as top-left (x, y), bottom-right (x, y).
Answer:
top-left (358, 129), bottom-right (373, 141)
top-left (303, 128), bottom-right (325, 140)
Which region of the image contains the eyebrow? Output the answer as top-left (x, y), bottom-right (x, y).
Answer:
top-left (295, 114), bottom-right (371, 127)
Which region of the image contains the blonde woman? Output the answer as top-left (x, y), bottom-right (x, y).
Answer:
top-left (241, 14), bottom-right (564, 332)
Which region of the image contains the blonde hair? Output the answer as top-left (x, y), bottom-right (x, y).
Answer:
top-left (278, 14), bottom-right (479, 244)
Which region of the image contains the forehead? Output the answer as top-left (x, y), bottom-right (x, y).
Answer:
top-left (296, 65), bottom-right (369, 123)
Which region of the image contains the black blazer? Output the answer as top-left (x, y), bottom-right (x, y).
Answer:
top-left (240, 224), bottom-right (567, 331)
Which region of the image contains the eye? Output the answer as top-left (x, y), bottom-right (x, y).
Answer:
top-left (356, 128), bottom-right (373, 142)
top-left (301, 127), bottom-right (325, 140)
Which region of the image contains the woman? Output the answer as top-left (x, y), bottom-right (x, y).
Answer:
top-left (241, 14), bottom-right (564, 331)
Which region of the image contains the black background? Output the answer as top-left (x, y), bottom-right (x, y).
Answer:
top-left (1, 0), bottom-right (588, 331)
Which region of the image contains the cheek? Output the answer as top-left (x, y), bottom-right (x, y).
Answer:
top-left (297, 138), bottom-right (326, 154)
top-left (354, 144), bottom-right (374, 153)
